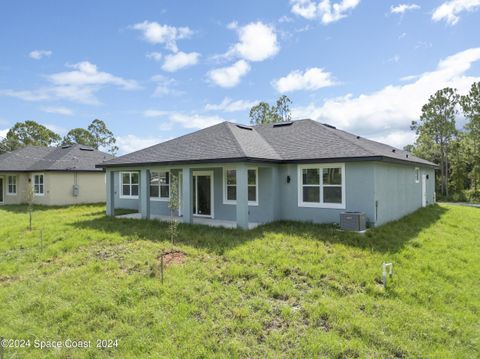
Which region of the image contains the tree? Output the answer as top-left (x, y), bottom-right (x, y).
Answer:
top-left (88, 119), bottom-right (118, 155)
top-left (0, 120), bottom-right (61, 152)
top-left (249, 96), bottom-right (293, 125)
top-left (460, 82), bottom-right (480, 193)
top-left (168, 173), bottom-right (180, 245)
top-left (62, 128), bottom-right (97, 148)
top-left (249, 102), bottom-right (277, 125)
top-left (411, 88), bottom-right (459, 198)
top-left (273, 95), bottom-right (292, 122)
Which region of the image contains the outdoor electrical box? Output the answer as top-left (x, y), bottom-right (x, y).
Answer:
top-left (72, 185), bottom-right (80, 197)
top-left (340, 211), bottom-right (366, 231)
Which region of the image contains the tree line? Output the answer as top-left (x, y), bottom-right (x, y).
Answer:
top-left (410, 82), bottom-right (480, 202)
top-left (0, 119), bottom-right (118, 155)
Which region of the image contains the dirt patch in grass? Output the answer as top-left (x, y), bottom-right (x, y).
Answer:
top-left (0, 275), bottom-right (17, 284)
top-left (158, 250), bottom-right (187, 267)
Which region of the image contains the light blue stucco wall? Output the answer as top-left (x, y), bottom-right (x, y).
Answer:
top-left (108, 160), bottom-right (435, 227)
top-left (374, 162), bottom-right (435, 226)
top-left (277, 162), bottom-right (376, 225)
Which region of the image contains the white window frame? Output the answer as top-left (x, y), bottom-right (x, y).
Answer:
top-left (119, 171), bottom-right (139, 199)
top-left (33, 173), bottom-right (45, 196)
top-left (7, 175), bottom-right (17, 195)
top-left (297, 163), bottom-right (346, 209)
top-left (415, 167), bottom-right (420, 183)
top-left (222, 167), bottom-right (259, 206)
top-left (150, 170), bottom-right (171, 201)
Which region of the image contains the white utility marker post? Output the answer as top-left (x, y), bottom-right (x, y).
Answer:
top-left (382, 262), bottom-right (394, 287)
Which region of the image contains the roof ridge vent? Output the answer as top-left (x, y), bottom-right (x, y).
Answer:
top-left (322, 123), bottom-right (336, 129)
top-left (392, 149), bottom-right (396, 153)
top-left (80, 147), bottom-right (94, 151)
top-left (61, 144), bottom-right (72, 149)
top-left (236, 124), bottom-right (253, 131)
top-left (273, 121), bottom-right (293, 127)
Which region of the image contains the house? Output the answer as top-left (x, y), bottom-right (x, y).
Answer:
top-left (0, 144), bottom-right (113, 205)
top-left (98, 119), bottom-right (436, 229)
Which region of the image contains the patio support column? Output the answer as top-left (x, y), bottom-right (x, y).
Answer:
top-left (182, 167), bottom-right (192, 224)
top-left (271, 166), bottom-right (280, 221)
top-left (106, 170), bottom-right (115, 216)
top-left (140, 169), bottom-right (150, 219)
top-left (236, 164), bottom-right (249, 230)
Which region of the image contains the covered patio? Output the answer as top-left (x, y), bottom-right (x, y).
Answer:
top-left (106, 163), bottom-right (275, 230)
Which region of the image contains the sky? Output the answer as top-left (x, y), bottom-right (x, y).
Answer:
top-left (1, 0), bottom-right (480, 154)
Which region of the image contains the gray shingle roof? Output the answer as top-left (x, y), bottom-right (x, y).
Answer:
top-left (99, 119), bottom-right (436, 168)
top-left (0, 144), bottom-right (114, 172)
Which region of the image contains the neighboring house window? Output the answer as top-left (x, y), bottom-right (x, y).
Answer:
top-left (150, 171), bottom-right (170, 200)
top-left (223, 168), bottom-right (258, 205)
top-left (120, 172), bottom-right (139, 198)
top-left (415, 167), bottom-right (420, 183)
top-left (7, 175), bottom-right (17, 195)
top-left (298, 164), bottom-right (345, 208)
top-left (33, 174), bottom-right (44, 196)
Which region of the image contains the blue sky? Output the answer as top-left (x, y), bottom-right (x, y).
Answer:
top-left (1, 0), bottom-right (480, 154)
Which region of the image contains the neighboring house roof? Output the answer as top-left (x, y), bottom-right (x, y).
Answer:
top-left (0, 144), bottom-right (114, 172)
top-left (99, 119), bottom-right (436, 168)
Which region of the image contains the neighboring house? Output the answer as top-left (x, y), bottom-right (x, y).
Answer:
top-left (98, 119), bottom-right (436, 229)
top-left (0, 144), bottom-right (113, 205)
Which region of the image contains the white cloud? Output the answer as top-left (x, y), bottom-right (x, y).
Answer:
top-left (205, 97), bottom-right (259, 112)
top-left (432, 0), bottom-right (480, 25)
top-left (143, 110), bottom-right (226, 129)
top-left (0, 61), bottom-right (139, 105)
top-left (207, 60), bottom-right (251, 88)
top-left (43, 123), bottom-right (68, 135)
top-left (116, 134), bottom-right (167, 155)
top-left (290, 0), bottom-right (361, 24)
top-left (272, 67), bottom-right (337, 92)
top-left (47, 61), bottom-right (138, 90)
top-left (29, 50), bottom-right (52, 60)
top-left (146, 52), bottom-right (162, 61)
top-left (224, 22), bottom-right (279, 62)
top-left (150, 75), bottom-right (182, 97)
top-left (162, 51), bottom-right (200, 72)
top-left (390, 3), bottom-right (420, 14)
top-left (0, 128), bottom-right (8, 139)
top-left (130, 21), bottom-right (193, 52)
top-left (41, 106), bottom-right (74, 116)
top-left (291, 48), bottom-right (480, 147)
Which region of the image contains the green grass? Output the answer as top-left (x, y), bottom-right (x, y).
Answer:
top-left (0, 204), bottom-right (479, 358)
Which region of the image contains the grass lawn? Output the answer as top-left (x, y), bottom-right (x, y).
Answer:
top-left (0, 204), bottom-right (479, 358)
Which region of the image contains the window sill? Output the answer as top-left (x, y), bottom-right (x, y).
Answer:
top-left (298, 202), bottom-right (345, 209)
top-left (6, 193), bottom-right (17, 196)
top-left (34, 194), bottom-right (45, 197)
top-left (151, 197), bottom-right (170, 202)
top-left (223, 200), bottom-right (259, 206)
top-left (119, 195), bottom-right (139, 200)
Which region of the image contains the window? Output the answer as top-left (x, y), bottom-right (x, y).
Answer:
top-left (150, 171), bottom-right (170, 200)
top-left (7, 176), bottom-right (17, 195)
top-left (120, 172), bottom-right (139, 198)
top-left (33, 174), bottom-right (44, 196)
top-left (298, 164), bottom-right (345, 208)
top-left (223, 168), bottom-right (258, 205)
top-left (415, 168), bottom-right (420, 183)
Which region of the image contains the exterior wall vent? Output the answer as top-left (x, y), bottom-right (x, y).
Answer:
top-left (273, 121), bottom-right (293, 127)
top-left (236, 124), bottom-right (253, 131)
